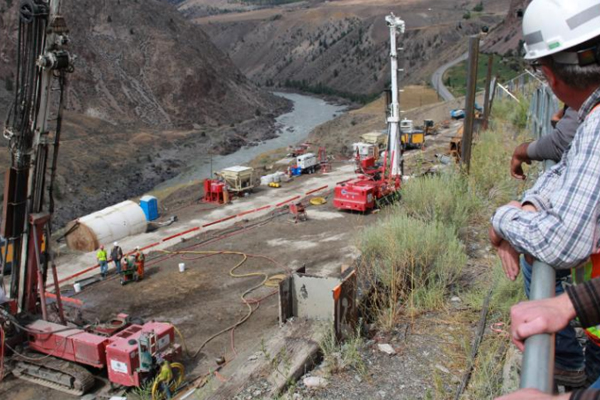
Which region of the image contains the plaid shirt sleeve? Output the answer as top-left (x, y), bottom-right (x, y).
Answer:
top-left (566, 279), bottom-right (600, 330)
top-left (492, 113), bottom-right (600, 270)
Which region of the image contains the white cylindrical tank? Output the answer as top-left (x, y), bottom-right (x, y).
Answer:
top-left (65, 201), bottom-right (147, 252)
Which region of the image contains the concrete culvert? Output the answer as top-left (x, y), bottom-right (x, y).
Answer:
top-left (65, 200), bottom-right (148, 252)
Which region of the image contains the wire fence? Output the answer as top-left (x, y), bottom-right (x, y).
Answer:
top-left (493, 70), bottom-right (559, 393)
top-left (494, 71), bottom-right (560, 140)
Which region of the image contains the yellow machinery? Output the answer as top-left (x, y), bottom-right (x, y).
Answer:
top-left (216, 166), bottom-right (254, 194)
top-left (400, 119), bottom-right (425, 149)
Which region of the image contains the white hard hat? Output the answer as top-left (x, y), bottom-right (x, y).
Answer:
top-left (114, 242), bottom-right (118, 246)
top-left (523, 0), bottom-right (600, 61)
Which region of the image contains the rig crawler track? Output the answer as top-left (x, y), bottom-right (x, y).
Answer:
top-left (12, 354), bottom-right (95, 396)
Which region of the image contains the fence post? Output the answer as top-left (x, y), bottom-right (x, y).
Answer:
top-left (460, 35), bottom-right (479, 173)
top-left (483, 54), bottom-right (494, 129)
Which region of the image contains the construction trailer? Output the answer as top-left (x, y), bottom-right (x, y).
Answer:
top-left (217, 166), bottom-right (255, 194)
top-left (400, 118), bottom-right (425, 149)
top-left (296, 153), bottom-right (319, 174)
top-left (334, 13), bottom-right (404, 212)
top-left (0, 2), bottom-right (183, 396)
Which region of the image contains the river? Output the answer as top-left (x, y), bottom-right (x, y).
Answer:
top-left (157, 92), bottom-right (347, 188)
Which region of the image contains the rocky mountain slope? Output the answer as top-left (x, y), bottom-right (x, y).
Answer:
top-left (0, 0), bottom-right (290, 227)
top-left (174, 0), bottom-right (512, 99)
top-left (1, 0), bottom-right (288, 129)
top-left (482, 0), bottom-right (529, 55)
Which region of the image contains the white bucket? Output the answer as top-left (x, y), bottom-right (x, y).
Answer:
top-left (178, 263), bottom-right (185, 273)
top-left (73, 283), bottom-right (82, 293)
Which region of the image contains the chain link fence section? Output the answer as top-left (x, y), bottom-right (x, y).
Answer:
top-left (528, 83), bottom-right (560, 141)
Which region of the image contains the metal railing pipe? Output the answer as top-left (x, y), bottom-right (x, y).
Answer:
top-left (519, 86), bottom-right (559, 392)
top-left (520, 260), bottom-right (556, 392)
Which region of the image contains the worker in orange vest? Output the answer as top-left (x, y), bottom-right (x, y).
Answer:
top-left (135, 246), bottom-right (145, 281)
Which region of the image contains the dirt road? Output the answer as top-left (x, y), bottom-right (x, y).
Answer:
top-left (431, 51), bottom-right (468, 101)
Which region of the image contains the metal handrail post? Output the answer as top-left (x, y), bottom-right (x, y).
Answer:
top-left (520, 260), bottom-right (556, 392)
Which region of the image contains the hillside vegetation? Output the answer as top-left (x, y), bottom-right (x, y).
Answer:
top-left (185, 0), bottom-right (512, 100)
top-left (293, 96), bottom-right (531, 399)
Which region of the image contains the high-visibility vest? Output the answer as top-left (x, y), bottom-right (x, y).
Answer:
top-left (572, 254), bottom-right (600, 344)
top-left (97, 249), bottom-right (107, 262)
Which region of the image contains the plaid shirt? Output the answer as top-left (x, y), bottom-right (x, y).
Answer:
top-left (492, 86), bottom-right (600, 270)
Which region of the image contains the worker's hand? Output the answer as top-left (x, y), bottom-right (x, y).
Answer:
top-left (511, 142), bottom-right (532, 180)
top-left (495, 388), bottom-right (570, 400)
top-left (510, 294), bottom-right (576, 352)
top-left (489, 225), bottom-right (503, 247)
top-left (498, 241), bottom-right (521, 281)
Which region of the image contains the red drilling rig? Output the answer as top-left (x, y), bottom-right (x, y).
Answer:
top-left (334, 13), bottom-right (405, 212)
top-left (0, 1), bottom-right (181, 395)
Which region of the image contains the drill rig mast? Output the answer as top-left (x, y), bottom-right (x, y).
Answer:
top-left (333, 13), bottom-right (405, 212)
top-left (2, 0), bottom-right (72, 317)
top-left (385, 13), bottom-right (405, 178)
top-left (0, 3), bottom-right (183, 396)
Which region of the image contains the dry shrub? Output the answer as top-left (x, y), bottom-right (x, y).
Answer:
top-left (469, 128), bottom-right (522, 208)
top-left (401, 169), bottom-right (481, 234)
top-left (358, 213), bottom-right (467, 329)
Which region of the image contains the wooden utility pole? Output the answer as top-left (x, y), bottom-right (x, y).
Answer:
top-left (461, 35), bottom-right (480, 174)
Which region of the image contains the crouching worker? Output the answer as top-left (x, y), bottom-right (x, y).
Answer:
top-left (135, 246), bottom-right (145, 281)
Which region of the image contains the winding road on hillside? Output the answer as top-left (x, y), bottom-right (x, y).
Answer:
top-left (431, 51), bottom-right (468, 101)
